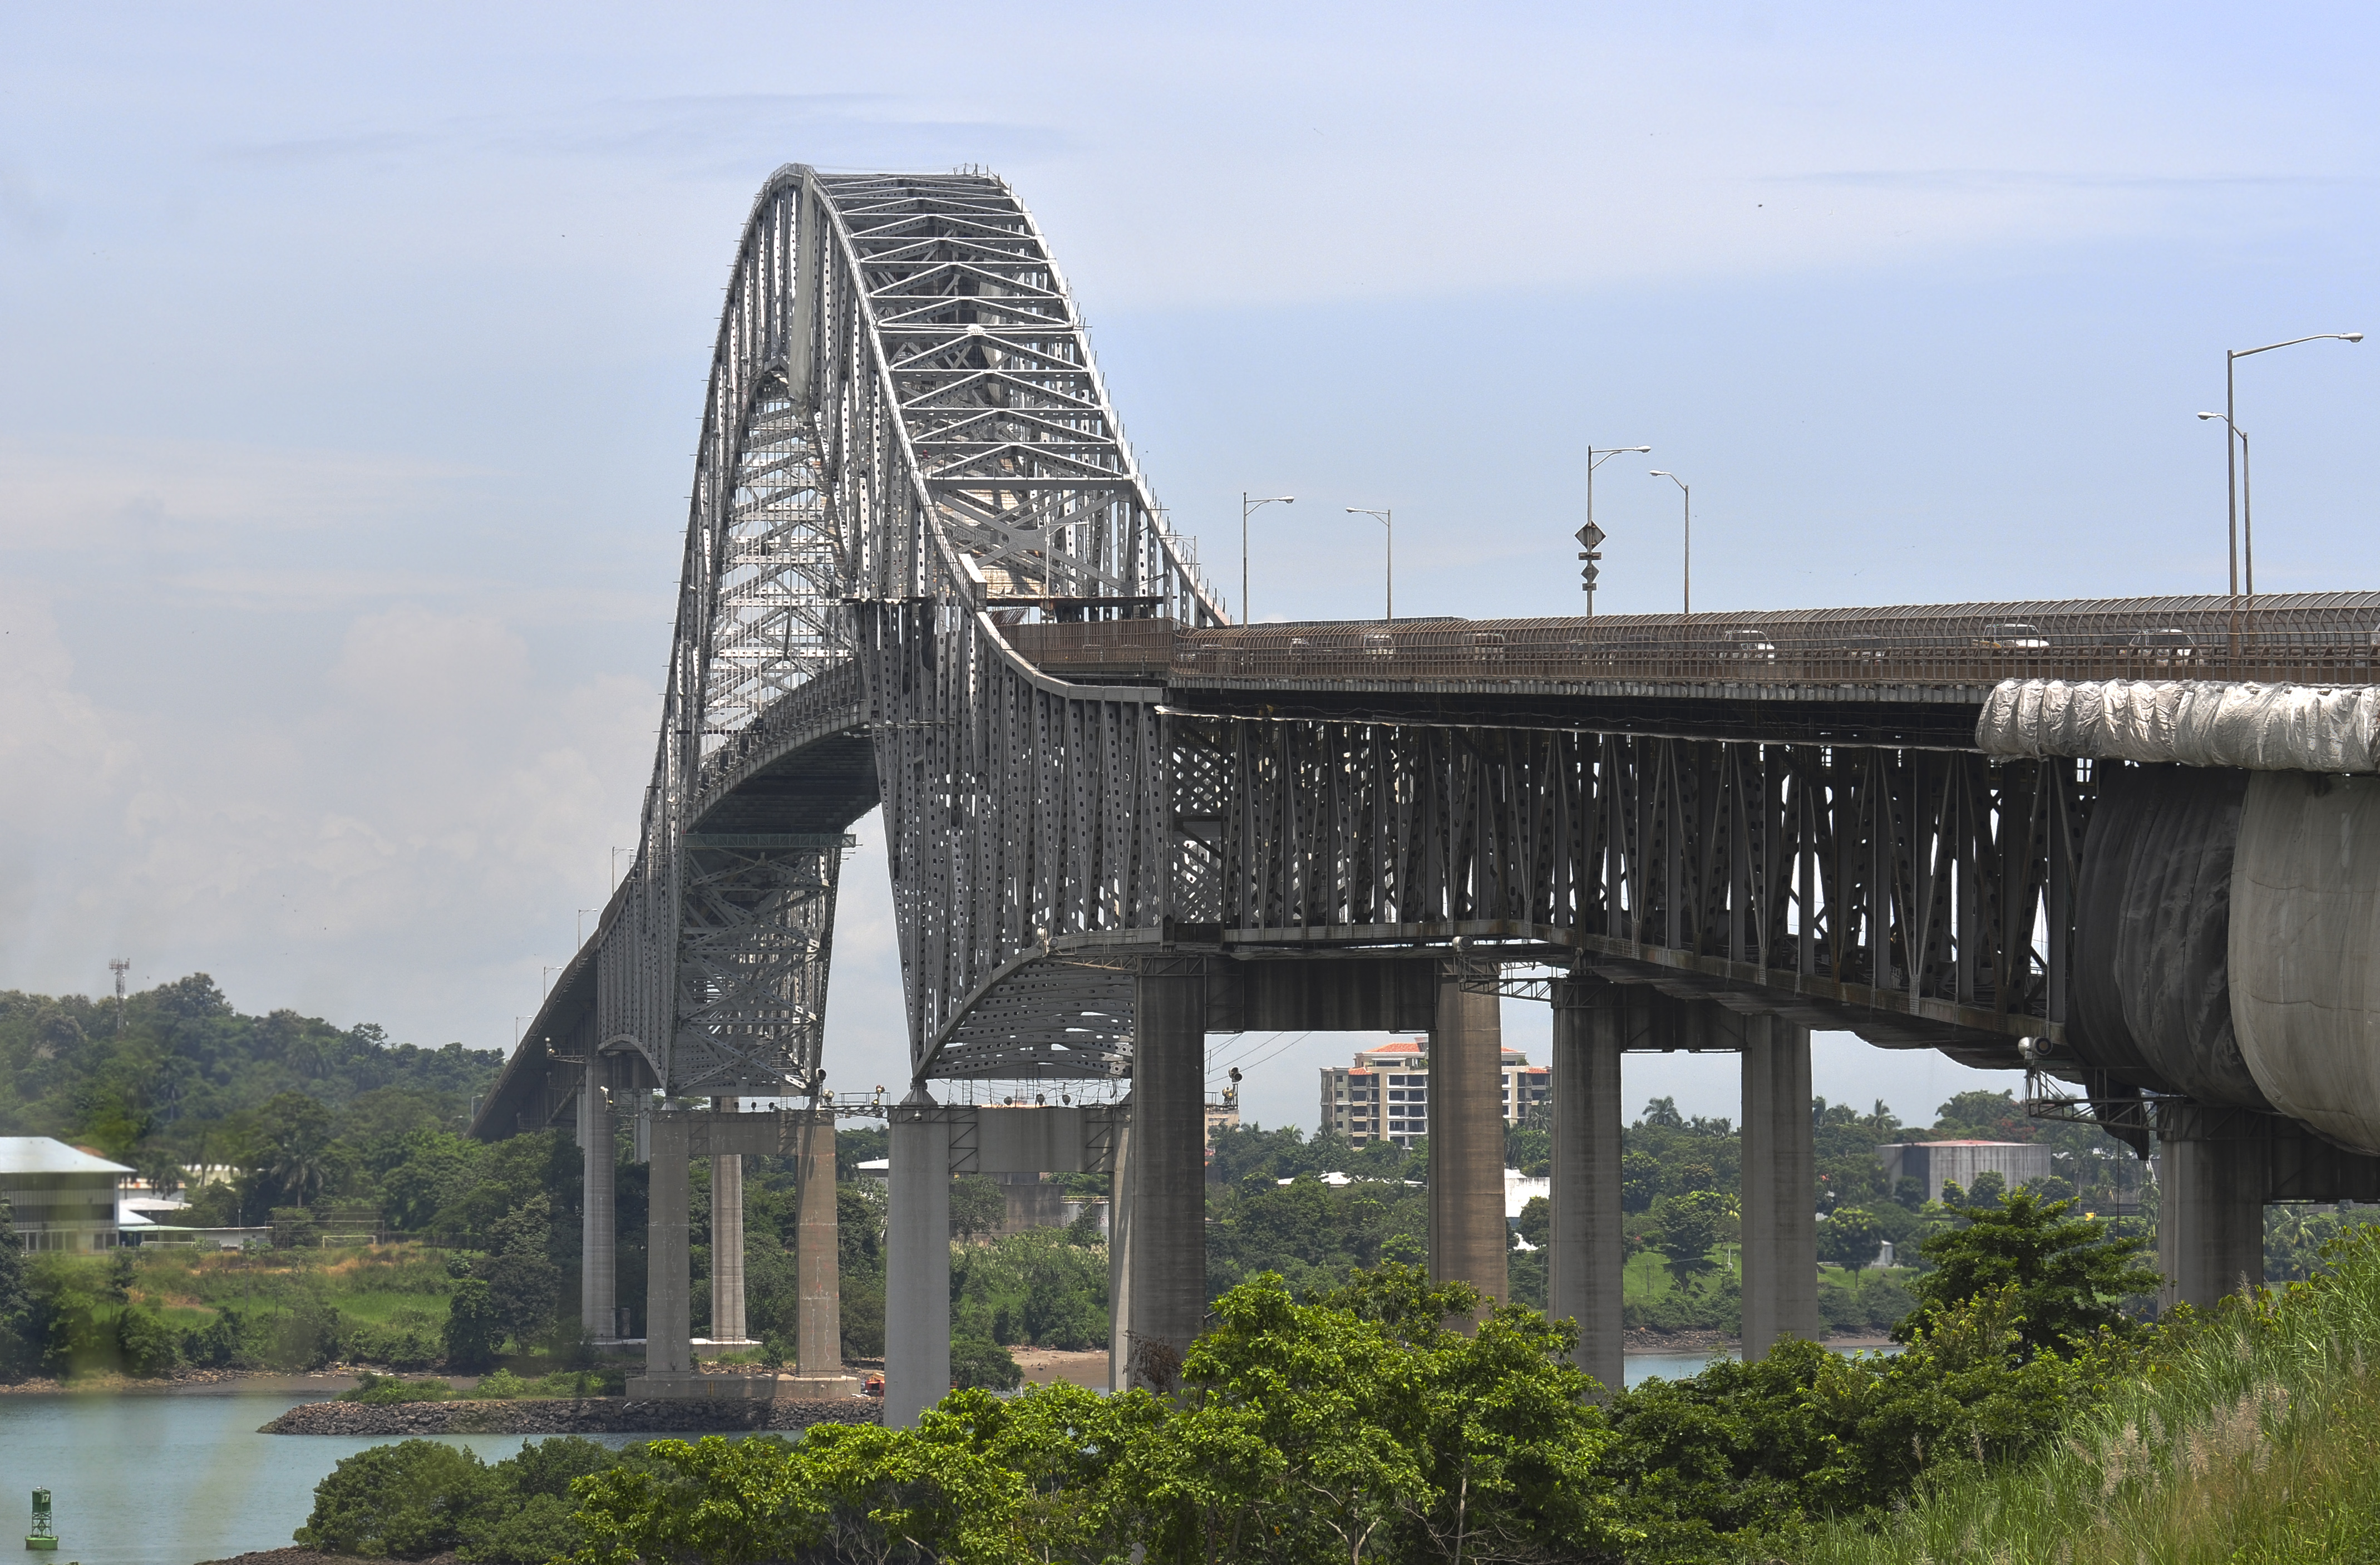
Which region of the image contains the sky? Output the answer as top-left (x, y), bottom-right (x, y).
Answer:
top-left (3, 2), bottom-right (2376, 1135)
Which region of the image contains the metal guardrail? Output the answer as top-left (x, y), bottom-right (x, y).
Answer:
top-left (1158, 594), bottom-right (2380, 690)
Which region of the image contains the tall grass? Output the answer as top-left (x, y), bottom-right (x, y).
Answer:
top-left (1796, 1229), bottom-right (2380, 1563)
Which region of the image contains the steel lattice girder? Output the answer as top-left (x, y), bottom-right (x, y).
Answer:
top-left (592, 165), bottom-right (1224, 1092)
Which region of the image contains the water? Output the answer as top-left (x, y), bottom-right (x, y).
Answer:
top-left (1624, 1342), bottom-right (1903, 1387)
top-left (0, 1384), bottom-right (652, 1565)
top-left (0, 1352), bottom-right (1909, 1564)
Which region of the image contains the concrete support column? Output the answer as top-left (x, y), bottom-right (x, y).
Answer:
top-left (1549, 978), bottom-right (1624, 1395)
top-left (577, 1076), bottom-right (617, 1341)
top-left (2159, 1107), bottom-right (2268, 1310)
top-left (709, 1097), bottom-right (747, 1345)
top-left (1129, 961), bottom-right (1207, 1388)
top-left (1740, 1016), bottom-right (1820, 1359)
top-left (885, 1095), bottom-right (951, 1429)
top-left (1107, 1105), bottom-right (1136, 1394)
top-left (1430, 968), bottom-right (1510, 1308)
top-left (795, 1112), bottom-right (841, 1376)
top-left (644, 1115), bottom-right (692, 1376)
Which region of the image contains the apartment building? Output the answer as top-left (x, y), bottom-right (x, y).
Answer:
top-left (1319, 1040), bottom-right (1550, 1147)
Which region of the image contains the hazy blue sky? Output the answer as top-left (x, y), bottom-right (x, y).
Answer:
top-left (3, 3), bottom-right (2375, 1133)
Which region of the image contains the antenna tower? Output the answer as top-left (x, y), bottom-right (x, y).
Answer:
top-left (109, 958), bottom-right (129, 1028)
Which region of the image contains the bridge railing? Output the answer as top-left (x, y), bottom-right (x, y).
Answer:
top-left (1164, 596), bottom-right (2380, 691)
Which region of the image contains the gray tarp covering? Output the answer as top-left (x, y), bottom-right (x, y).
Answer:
top-left (2068, 764), bottom-right (2268, 1109)
top-left (2230, 771), bottom-right (2380, 1156)
top-left (1977, 679), bottom-right (2380, 772)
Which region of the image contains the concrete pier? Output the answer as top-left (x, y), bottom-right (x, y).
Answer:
top-left (795, 1114), bottom-right (841, 1377)
top-left (1106, 1105), bottom-right (1136, 1393)
top-left (1549, 978), bottom-right (1624, 1395)
top-left (577, 1079), bottom-right (617, 1341)
top-left (709, 1097), bottom-right (748, 1345)
top-left (1430, 969), bottom-right (1509, 1310)
top-left (643, 1114), bottom-right (693, 1376)
top-left (2157, 1114), bottom-right (2266, 1311)
top-left (1740, 1016), bottom-right (1820, 1359)
top-left (885, 1095), bottom-right (952, 1429)
top-left (1129, 959), bottom-right (1208, 1388)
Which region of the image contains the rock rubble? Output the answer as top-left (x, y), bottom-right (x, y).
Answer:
top-left (260, 1396), bottom-right (880, 1436)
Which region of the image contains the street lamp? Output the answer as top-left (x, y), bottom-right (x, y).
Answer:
top-left (1241, 493), bottom-right (1295, 624)
top-left (2197, 413), bottom-right (2255, 598)
top-left (1583, 446), bottom-right (1650, 615)
top-left (1649, 471), bottom-right (1690, 615)
top-left (1345, 508), bottom-right (1393, 621)
top-left (2221, 333), bottom-right (2362, 598)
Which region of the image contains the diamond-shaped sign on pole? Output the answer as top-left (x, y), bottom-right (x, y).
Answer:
top-left (1579, 562), bottom-right (1599, 589)
top-left (1575, 521), bottom-right (1606, 549)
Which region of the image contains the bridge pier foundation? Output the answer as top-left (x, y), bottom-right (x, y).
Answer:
top-left (1107, 1106), bottom-right (1136, 1393)
top-left (1431, 969), bottom-right (1509, 1312)
top-left (1130, 960), bottom-right (1209, 1388)
top-left (1741, 1016), bottom-right (1820, 1359)
top-left (2157, 1124), bottom-right (2265, 1311)
top-left (643, 1114), bottom-right (694, 1377)
top-left (886, 1095), bottom-right (952, 1428)
top-left (795, 1114), bottom-right (841, 1379)
top-left (711, 1098), bottom-right (749, 1346)
top-left (578, 1079), bottom-right (618, 1341)
top-left (1549, 978), bottom-right (1625, 1395)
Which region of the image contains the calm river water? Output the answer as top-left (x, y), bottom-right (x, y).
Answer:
top-left (0, 1350), bottom-right (1901, 1565)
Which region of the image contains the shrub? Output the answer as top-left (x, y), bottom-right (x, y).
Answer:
top-left (295, 1439), bottom-right (491, 1557)
top-left (114, 1307), bottom-right (180, 1377)
top-left (338, 1372), bottom-right (455, 1404)
top-left (444, 1277), bottom-right (500, 1371)
top-left (950, 1334), bottom-right (1022, 1391)
top-left (342, 1317), bottom-right (442, 1371)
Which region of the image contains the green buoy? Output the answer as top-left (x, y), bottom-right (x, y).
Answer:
top-left (24, 1490), bottom-right (55, 1551)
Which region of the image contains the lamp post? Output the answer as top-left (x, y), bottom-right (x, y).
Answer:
top-left (1345, 508), bottom-right (1393, 620)
top-left (2222, 333), bottom-right (2362, 598)
top-left (1649, 470), bottom-right (1690, 615)
top-left (2196, 413), bottom-right (2255, 598)
top-left (1583, 446), bottom-right (1650, 615)
top-left (1241, 493), bottom-right (1295, 624)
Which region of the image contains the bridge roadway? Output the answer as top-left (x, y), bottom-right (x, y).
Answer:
top-left (465, 164), bottom-right (2380, 1423)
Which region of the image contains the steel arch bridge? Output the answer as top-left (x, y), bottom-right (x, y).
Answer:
top-left (470, 165), bottom-right (2380, 1410)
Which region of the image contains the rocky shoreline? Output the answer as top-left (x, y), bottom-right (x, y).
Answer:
top-left (260, 1395), bottom-right (881, 1436)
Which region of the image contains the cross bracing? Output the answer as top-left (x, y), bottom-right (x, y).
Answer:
top-left (471, 162), bottom-right (2380, 1150)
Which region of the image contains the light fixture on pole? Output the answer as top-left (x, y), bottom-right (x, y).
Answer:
top-left (1241, 493), bottom-right (1295, 624)
top-left (1649, 470), bottom-right (1690, 614)
top-left (2221, 333), bottom-right (2362, 599)
top-left (1582, 446), bottom-right (1650, 614)
top-left (2197, 413), bottom-right (2256, 598)
top-left (1345, 507), bottom-right (1393, 621)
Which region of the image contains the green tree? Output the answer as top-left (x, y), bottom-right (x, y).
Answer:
top-left (1820, 1207), bottom-right (1886, 1272)
top-left (950, 1174), bottom-right (1006, 1240)
top-left (1515, 1194), bottom-right (1551, 1250)
top-left (0, 1195), bottom-right (33, 1379)
top-left (297, 1439), bottom-right (492, 1557)
top-left (1967, 1169), bottom-right (2007, 1208)
top-left (476, 1195), bottom-right (560, 1351)
top-left (444, 1278), bottom-right (501, 1371)
top-left (1652, 1190), bottom-right (1737, 1285)
top-left (1898, 1189), bottom-right (2160, 1355)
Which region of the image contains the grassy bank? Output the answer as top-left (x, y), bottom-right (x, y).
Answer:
top-left (1800, 1229), bottom-right (2380, 1563)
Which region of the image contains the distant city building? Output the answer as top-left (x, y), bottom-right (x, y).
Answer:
top-left (1320, 1040), bottom-right (1550, 1148)
top-left (0, 1138), bottom-right (131, 1252)
top-left (1876, 1140), bottom-right (2053, 1202)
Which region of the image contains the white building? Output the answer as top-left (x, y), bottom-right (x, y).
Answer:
top-left (1876, 1140), bottom-right (2054, 1202)
top-left (0, 1138), bottom-right (131, 1252)
top-left (1319, 1039), bottom-right (1552, 1148)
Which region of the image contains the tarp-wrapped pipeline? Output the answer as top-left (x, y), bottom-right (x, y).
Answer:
top-left (2230, 771), bottom-right (2380, 1156)
top-left (2068, 763), bottom-right (2268, 1108)
top-left (1977, 680), bottom-right (2380, 772)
